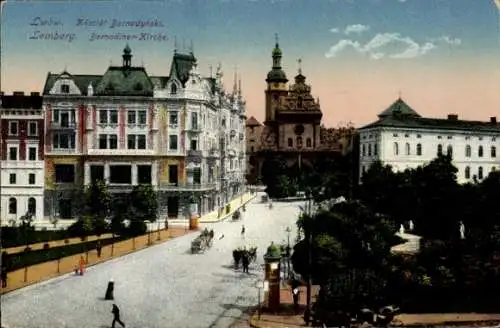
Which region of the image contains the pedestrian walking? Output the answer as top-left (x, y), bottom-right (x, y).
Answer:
top-left (96, 241), bottom-right (102, 258)
top-left (242, 253), bottom-right (250, 273)
top-left (111, 304), bottom-right (126, 328)
top-left (241, 225), bottom-right (245, 238)
top-left (292, 287), bottom-right (300, 314)
top-left (79, 255), bottom-right (85, 275)
top-left (1, 266), bottom-right (7, 288)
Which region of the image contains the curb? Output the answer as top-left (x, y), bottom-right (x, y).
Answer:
top-left (0, 229), bottom-right (189, 296)
top-left (199, 193), bottom-right (257, 223)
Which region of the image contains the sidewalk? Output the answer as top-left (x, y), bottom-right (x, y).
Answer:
top-left (200, 192), bottom-right (256, 223)
top-left (248, 287), bottom-right (500, 328)
top-left (0, 227), bottom-right (191, 294)
top-left (2, 233), bottom-right (114, 255)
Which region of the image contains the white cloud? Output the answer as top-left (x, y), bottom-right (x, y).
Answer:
top-left (330, 27), bottom-right (340, 33)
top-left (325, 32), bottom-right (452, 60)
top-left (430, 36), bottom-right (462, 46)
top-left (344, 24), bottom-right (370, 35)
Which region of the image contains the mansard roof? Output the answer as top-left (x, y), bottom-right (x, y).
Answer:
top-left (95, 66), bottom-right (154, 96)
top-left (43, 73), bottom-right (102, 96)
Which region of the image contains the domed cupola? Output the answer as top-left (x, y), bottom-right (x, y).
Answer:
top-left (266, 34), bottom-right (288, 83)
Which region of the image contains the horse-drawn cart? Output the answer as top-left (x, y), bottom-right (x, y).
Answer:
top-left (191, 229), bottom-right (214, 254)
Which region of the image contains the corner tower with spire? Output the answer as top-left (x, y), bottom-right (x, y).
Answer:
top-left (265, 34), bottom-right (289, 124)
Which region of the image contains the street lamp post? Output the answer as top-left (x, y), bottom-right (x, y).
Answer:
top-left (305, 190), bottom-right (313, 326)
top-left (286, 226), bottom-right (291, 280)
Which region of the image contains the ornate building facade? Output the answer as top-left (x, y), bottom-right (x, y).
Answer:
top-left (0, 92), bottom-right (45, 225)
top-left (41, 45), bottom-right (246, 226)
top-left (246, 38), bottom-right (355, 184)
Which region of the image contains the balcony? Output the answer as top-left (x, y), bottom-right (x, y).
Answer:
top-left (158, 181), bottom-right (216, 191)
top-left (207, 148), bottom-right (220, 158)
top-left (187, 149), bottom-right (203, 158)
top-left (50, 121), bottom-right (76, 130)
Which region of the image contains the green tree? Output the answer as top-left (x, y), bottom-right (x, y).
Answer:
top-left (359, 161), bottom-right (400, 216)
top-left (83, 180), bottom-right (111, 235)
top-left (128, 184), bottom-right (158, 235)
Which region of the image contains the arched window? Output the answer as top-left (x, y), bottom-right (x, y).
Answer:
top-left (393, 142), bottom-right (399, 156)
top-left (28, 198), bottom-right (36, 215)
top-left (405, 143), bottom-right (410, 155)
top-left (465, 166), bottom-right (470, 179)
top-left (362, 144), bottom-right (366, 156)
top-left (288, 138), bottom-right (293, 147)
top-left (296, 136), bottom-right (303, 148)
top-left (8, 197), bottom-right (17, 214)
top-left (437, 144), bottom-right (443, 155)
top-left (416, 143), bottom-right (422, 156)
top-left (492, 146), bottom-right (497, 158)
top-left (479, 146), bottom-right (484, 157)
top-left (447, 145), bottom-right (453, 157)
top-left (297, 97), bottom-right (303, 108)
top-left (465, 145), bottom-right (471, 157)
top-left (368, 144), bottom-right (372, 156)
top-left (306, 138), bottom-right (312, 148)
top-left (374, 144), bottom-right (378, 156)
top-left (170, 83), bottom-right (177, 95)
top-left (478, 166), bottom-right (484, 179)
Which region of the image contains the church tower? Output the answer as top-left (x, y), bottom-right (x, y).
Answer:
top-left (264, 34), bottom-right (289, 125)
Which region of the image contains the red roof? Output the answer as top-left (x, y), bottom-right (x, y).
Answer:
top-left (246, 116), bottom-right (261, 126)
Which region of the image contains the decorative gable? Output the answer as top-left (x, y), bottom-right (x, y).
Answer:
top-left (49, 72), bottom-right (82, 95)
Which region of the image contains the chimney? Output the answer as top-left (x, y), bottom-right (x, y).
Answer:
top-left (13, 91), bottom-right (24, 96)
top-left (30, 92), bottom-right (40, 97)
top-left (447, 114), bottom-right (458, 120)
top-left (491, 117), bottom-right (497, 124)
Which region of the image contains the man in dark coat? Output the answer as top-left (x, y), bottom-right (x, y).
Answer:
top-left (1, 267), bottom-right (7, 288)
top-left (241, 253), bottom-right (250, 273)
top-left (111, 304), bottom-right (125, 328)
top-left (96, 241), bottom-right (102, 258)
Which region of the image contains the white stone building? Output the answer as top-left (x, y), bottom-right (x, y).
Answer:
top-left (0, 92), bottom-right (45, 226)
top-left (359, 97), bottom-right (500, 184)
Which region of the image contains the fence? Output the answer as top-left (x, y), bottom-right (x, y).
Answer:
top-left (0, 226), bottom-right (190, 294)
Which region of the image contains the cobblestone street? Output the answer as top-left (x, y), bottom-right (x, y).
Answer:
top-left (0, 193), bottom-right (302, 328)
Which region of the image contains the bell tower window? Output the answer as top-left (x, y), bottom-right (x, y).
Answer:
top-left (171, 84), bottom-right (177, 95)
top-left (297, 97), bottom-right (303, 108)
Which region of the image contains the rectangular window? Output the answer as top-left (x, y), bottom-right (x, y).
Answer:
top-left (193, 168), bottom-right (201, 184)
top-left (127, 111), bottom-right (136, 124)
top-left (28, 121), bottom-right (38, 136)
top-left (28, 147), bottom-right (37, 161)
top-left (29, 173), bottom-right (36, 185)
top-left (137, 165), bottom-right (152, 184)
top-left (61, 84), bottom-right (70, 94)
top-left (9, 173), bottom-right (16, 184)
top-left (169, 135), bottom-right (178, 150)
top-left (60, 112), bottom-right (71, 127)
top-left (53, 133), bottom-right (75, 149)
top-left (137, 135), bottom-right (146, 149)
top-left (110, 110), bottom-right (118, 124)
top-left (53, 110), bottom-right (60, 122)
top-left (169, 112), bottom-right (178, 126)
top-left (191, 112), bottom-right (198, 129)
top-left (138, 110), bottom-right (147, 124)
top-left (55, 164), bottom-right (75, 183)
top-left (90, 165), bottom-right (105, 182)
top-left (127, 135), bottom-right (136, 149)
top-left (109, 165), bottom-right (132, 184)
top-left (8, 121), bottom-right (18, 136)
top-left (99, 110), bottom-right (108, 124)
top-left (190, 139), bottom-right (198, 150)
top-left (109, 134), bottom-right (118, 149)
top-left (8, 146), bottom-right (18, 160)
top-left (99, 134), bottom-right (107, 149)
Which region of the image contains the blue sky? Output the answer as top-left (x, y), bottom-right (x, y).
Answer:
top-left (2, 0), bottom-right (500, 127)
